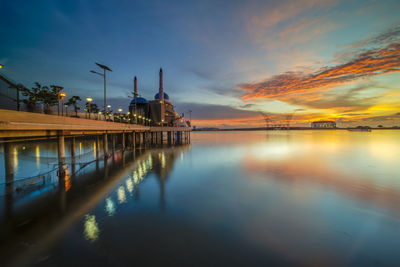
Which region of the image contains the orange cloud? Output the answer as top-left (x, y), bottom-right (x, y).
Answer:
top-left (240, 41), bottom-right (400, 100)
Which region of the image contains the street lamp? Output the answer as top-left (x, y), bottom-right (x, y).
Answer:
top-left (188, 110), bottom-right (192, 127)
top-left (0, 64), bottom-right (3, 69)
top-left (118, 108), bottom-right (122, 113)
top-left (59, 92), bottom-right (67, 116)
top-left (90, 63), bottom-right (112, 117)
top-left (86, 97), bottom-right (93, 119)
top-left (53, 86), bottom-right (64, 116)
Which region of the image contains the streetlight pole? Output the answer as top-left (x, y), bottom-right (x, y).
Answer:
top-left (59, 92), bottom-right (67, 116)
top-left (86, 97), bottom-right (93, 119)
top-left (188, 110), bottom-right (192, 127)
top-left (90, 63), bottom-right (112, 118)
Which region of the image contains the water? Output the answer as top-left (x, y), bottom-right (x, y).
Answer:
top-left (1, 130), bottom-right (400, 266)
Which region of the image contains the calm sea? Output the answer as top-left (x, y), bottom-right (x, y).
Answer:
top-left (1, 130), bottom-right (400, 266)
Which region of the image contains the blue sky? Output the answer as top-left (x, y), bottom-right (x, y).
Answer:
top-left (1, 0), bottom-right (400, 127)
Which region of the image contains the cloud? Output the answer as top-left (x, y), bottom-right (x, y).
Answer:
top-left (174, 102), bottom-right (261, 120)
top-left (277, 83), bottom-right (384, 112)
top-left (247, 0), bottom-right (338, 48)
top-left (240, 36), bottom-right (400, 100)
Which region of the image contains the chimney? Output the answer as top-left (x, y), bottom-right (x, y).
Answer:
top-left (134, 76), bottom-right (138, 100)
top-left (159, 68), bottom-right (164, 101)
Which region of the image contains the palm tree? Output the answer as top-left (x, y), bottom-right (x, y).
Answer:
top-left (66, 96), bottom-right (82, 117)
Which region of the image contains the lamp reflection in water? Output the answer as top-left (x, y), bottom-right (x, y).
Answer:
top-left (105, 197), bottom-right (116, 216)
top-left (93, 141), bottom-right (96, 158)
top-left (64, 169), bottom-right (71, 192)
top-left (126, 178), bottom-right (133, 194)
top-left (35, 145), bottom-right (40, 168)
top-left (83, 214), bottom-right (99, 242)
top-left (117, 186), bottom-right (126, 204)
top-left (13, 147), bottom-right (18, 170)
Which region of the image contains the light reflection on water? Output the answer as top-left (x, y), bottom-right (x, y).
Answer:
top-left (1, 130), bottom-right (400, 266)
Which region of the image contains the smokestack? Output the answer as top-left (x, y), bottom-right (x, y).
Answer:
top-left (159, 68), bottom-right (164, 101)
top-left (134, 76), bottom-right (138, 100)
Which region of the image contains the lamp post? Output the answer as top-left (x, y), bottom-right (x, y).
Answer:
top-left (86, 97), bottom-right (93, 119)
top-left (58, 92), bottom-right (66, 116)
top-left (188, 110), bottom-right (192, 127)
top-left (53, 86), bottom-right (64, 116)
top-left (90, 63), bottom-right (112, 118)
top-left (0, 64), bottom-right (3, 68)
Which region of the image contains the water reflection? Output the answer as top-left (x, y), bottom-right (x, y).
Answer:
top-left (83, 214), bottom-right (99, 242)
top-left (0, 141), bottom-right (190, 265)
top-left (105, 197), bottom-right (116, 216)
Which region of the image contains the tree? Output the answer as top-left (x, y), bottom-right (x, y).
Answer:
top-left (22, 82), bottom-right (42, 112)
top-left (40, 85), bottom-right (59, 114)
top-left (66, 96), bottom-right (82, 117)
top-left (85, 102), bottom-right (99, 114)
top-left (377, 125), bottom-right (383, 128)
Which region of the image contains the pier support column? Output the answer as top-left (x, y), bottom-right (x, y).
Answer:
top-left (132, 132), bottom-right (136, 150)
top-left (70, 137), bottom-right (76, 174)
top-left (103, 133), bottom-right (108, 158)
top-left (4, 142), bottom-right (14, 217)
top-left (167, 131), bottom-right (172, 145)
top-left (71, 137), bottom-right (76, 158)
top-left (96, 135), bottom-right (100, 158)
top-left (112, 134), bottom-right (116, 153)
top-left (122, 132), bottom-right (125, 150)
top-left (4, 142), bottom-right (14, 192)
top-left (160, 132), bottom-right (163, 145)
top-left (58, 133), bottom-right (66, 178)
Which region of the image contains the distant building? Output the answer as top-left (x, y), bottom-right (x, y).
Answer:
top-left (311, 121), bottom-right (336, 128)
top-left (129, 68), bottom-right (186, 126)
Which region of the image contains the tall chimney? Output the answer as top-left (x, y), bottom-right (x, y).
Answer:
top-left (159, 68), bottom-right (164, 102)
top-left (134, 76), bottom-right (138, 101)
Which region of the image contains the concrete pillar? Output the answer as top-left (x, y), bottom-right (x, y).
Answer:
top-left (71, 137), bottom-right (76, 175)
top-left (132, 131), bottom-right (136, 149)
top-left (4, 142), bottom-right (14, 188)
top-left (160, 132), bottom-right (163, 145)
top-left (58, 133), bottom-right (66, 177)
top-left (122, 132), bottom-right (125, 150)
top-left (71, 137), bottom-right (76, 158)
top-left (112, 134), bottom-right (116, 153)
top-left (167, 131), bottom-right (172, 145)
top-left (177, 131), bottom-right (182, 144)
top-left (103, 133), bottom-right (108, 157)
top-left (96, 135), bottom-right (100, 158)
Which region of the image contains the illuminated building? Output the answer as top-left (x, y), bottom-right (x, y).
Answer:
top-left (128, 68), bottom-right (186, 126)
top-left (311, 121), bottom-right (336, 128)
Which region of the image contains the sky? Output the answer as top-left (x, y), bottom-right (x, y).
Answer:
top-left (1, 0), bottom-right (400, 128)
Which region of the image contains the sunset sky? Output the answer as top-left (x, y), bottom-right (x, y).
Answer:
top-left (1, 0), bottom-right (400, 128)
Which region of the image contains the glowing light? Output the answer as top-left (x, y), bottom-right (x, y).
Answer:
top-left (83, 214), bottom-right (99, 242)
top-left (117, 186), bottom-right (126, 203)
top-left (105, 197), bottom-right (116, 216)
top-left (93, 141), bottom-right (96, 158)
top-left (133, 171), bottom-right (139, 184)
top-left (64, 169), bottom-right (71, 192)
top-left (161, 153), bottom-right (166, 169)
top-left (13, 147), bottom-right (18, 169)
top-left (86, 97), bottom-right (93, 102)
top-left (79, 142), bottom-right (82, 154)
top-left (35, 145), bottom-right (40, 168)
top-left (126, 178), bottom-right (133, 194)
